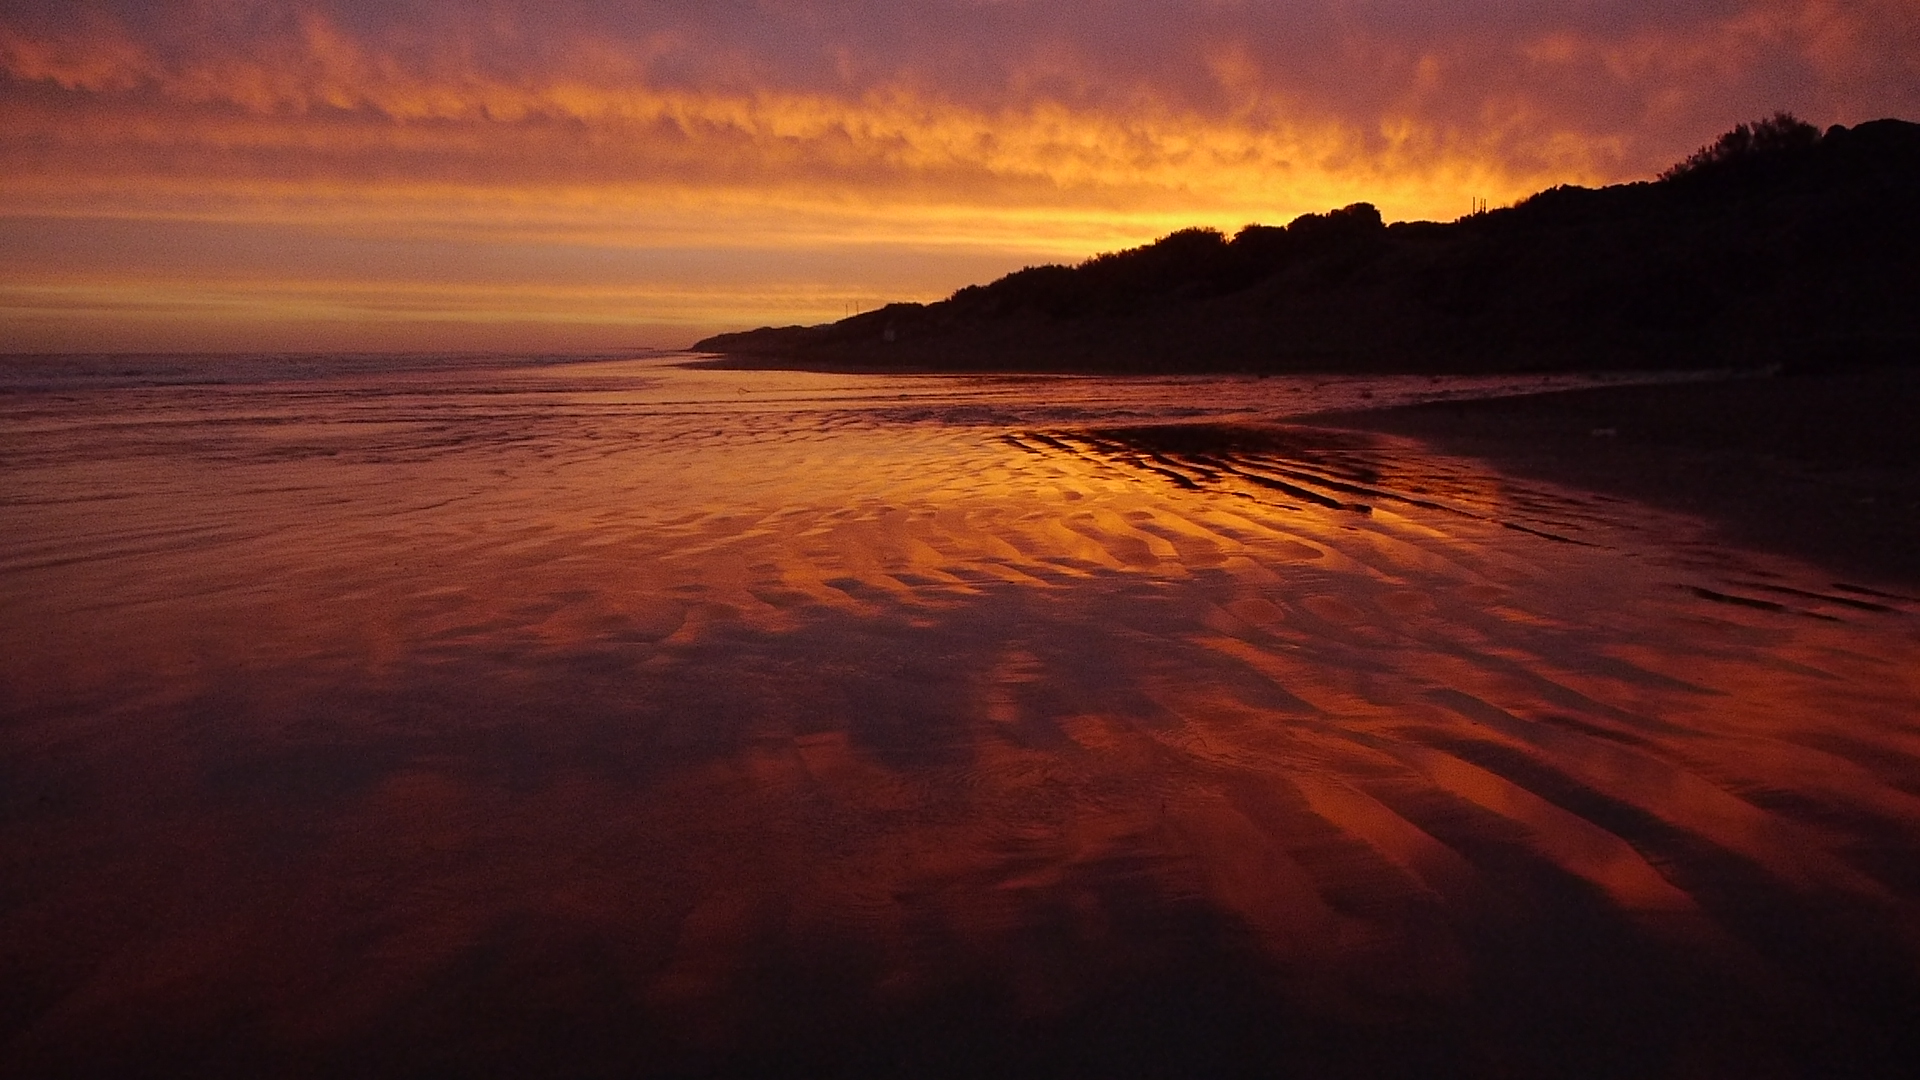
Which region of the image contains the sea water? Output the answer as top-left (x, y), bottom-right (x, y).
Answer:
top-left (4, 353), bottom-right (1919, 1077)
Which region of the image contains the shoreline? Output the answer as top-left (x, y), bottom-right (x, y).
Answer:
top-left (673, 351), bottom-right (1309, 377)
top-left (682, 349), bottom-right (1919, 588)
top-left (1305, 367), bottom-right (1920, 591)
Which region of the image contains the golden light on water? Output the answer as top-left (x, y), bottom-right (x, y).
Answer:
top-left (8, 5), bottom-right (1920, 1071)
top-left (7, 357), bottom-right (1920, 1073)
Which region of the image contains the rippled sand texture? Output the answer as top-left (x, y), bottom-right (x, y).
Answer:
top-left (4, 357), bottom-right (1920, 1078)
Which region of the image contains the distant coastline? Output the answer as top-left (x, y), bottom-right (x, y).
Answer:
top-left (694, 115), bottom-right (1920, 378)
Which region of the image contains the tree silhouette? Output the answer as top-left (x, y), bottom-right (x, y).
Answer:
top-left (1661, 112), bottom-right (1822, 180)
top-left (697, 114), bottom-right (1920, 375)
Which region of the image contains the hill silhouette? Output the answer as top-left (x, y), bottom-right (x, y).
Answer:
top-left (696, 116), bottom-right (1920, 374)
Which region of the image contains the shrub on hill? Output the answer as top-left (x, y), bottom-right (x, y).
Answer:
top-left (695, 115), bottom-right (1919, 373)
top-left (1661, 112), bottom-right (1822, 180)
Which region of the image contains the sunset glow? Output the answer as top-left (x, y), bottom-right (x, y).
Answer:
top-left (4, 1), bottom-right (1917, 351)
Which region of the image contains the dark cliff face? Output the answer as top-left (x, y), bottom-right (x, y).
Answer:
top-left (695, 119), bottom-right (1920, 374)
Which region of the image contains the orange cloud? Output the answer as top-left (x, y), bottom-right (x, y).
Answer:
top-left (4, 1), bottom-right (1917, 350)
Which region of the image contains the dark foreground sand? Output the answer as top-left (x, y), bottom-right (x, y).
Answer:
top-left (9, 357), bottom-right (1920, 1078)
top-left (1310, 367), bottom-right (1920, 591)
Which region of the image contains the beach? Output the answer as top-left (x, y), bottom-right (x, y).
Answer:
top-left (1311, 367), bottom-right (1920, 590)
top-left (4, 354), bottom-right (1920, 1078)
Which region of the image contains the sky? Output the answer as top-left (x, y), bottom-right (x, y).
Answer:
top-left (3, 1), bottom-right (1917, 353)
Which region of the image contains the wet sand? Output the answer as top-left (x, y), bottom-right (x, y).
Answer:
top-left (4, 356), bottom-right (1920, 1078)
top-left (1310, 367), bottom-right (1920, 590)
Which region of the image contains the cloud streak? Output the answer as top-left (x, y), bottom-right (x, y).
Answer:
top-left (4, 1), bottom-right (1917, 349)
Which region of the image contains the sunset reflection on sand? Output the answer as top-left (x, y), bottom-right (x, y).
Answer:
top-left (4, 355), bottom-right (1919, 1077)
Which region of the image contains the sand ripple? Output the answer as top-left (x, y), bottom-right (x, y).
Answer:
top-left (4, 356), bottom-right (1919, 1076)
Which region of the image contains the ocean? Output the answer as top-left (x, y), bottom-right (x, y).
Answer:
top-left (5, 352), bottom-right (1919, 1077)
